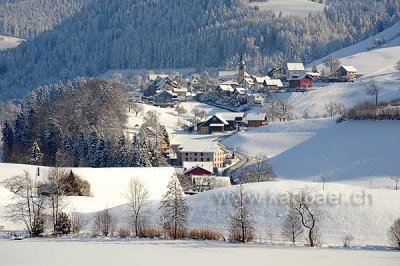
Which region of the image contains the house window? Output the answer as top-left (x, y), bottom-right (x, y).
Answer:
top-left (207, 158), bottom-right (210, 162)
top-left (194, 158), bottom-right (197, 162)
top-left (185, 153), bottom-right (188, 156)
top-left (194, 153), bottom-right (197, 156)
top-left (200, 153), bottom-right (203, 156)
top-left (201, 158), bottom-right (204, 162)
top-left (185, 157), bottom-right (188, 161)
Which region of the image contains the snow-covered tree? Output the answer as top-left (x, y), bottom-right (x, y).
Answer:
top-left (160, 175), bottom-right (189, 239)
top-left (228, 184), bottom-right (255, 243)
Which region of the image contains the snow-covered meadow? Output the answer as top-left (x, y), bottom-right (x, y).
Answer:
top-left (246, 0), bottom-right (325, 17)
top-left (0, 35), bottom-right (23, 51)
top-left (1, 239), bottom-right (399, 266)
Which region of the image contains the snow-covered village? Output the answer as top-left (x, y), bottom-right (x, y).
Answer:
top-left (0, 1), bottom-right (400, 265)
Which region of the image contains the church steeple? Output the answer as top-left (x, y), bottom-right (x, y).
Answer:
top-left (239, 53), bottom-right (246, 83)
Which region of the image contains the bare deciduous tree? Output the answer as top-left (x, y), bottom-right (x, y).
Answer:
top-left (342, 233), bottom-right (354, 247)
top-left (44, 167), bottom-right (69, 234)
top-left (240, 154), bottom-right (276, 184)
top-left (228, 184), bottom-right (255, 243)
top-left (321, 174), bottom-right (328, 190)
top-left (289, 187), bottom-right (320, 247)
top-left (388, 217), bottom-right (400, 249)
top-left (2, 171), bottom-right (47, 237)
top-left (175, 104), bottom-right (187, 116)
top-left (325, 101), bottom-right (336, 117)
top-left (130, 102), bottom-right (144, 117)
top-left (323, 56), bottom-right (341, 75)
top-left (70, 211), bottom-right (88, 234)
top-left (124, 178), bottom-right (150, 237)
top-left (390, 176), bottom-right (400, 190)
top-left (281, 206), bottom-right (304, 245)
top-left (160, 175), bottom-right (189, 239)
top-left (367, 80), bottom-right (380, 108)
top-left (94, 208), bottom-right (116, 237)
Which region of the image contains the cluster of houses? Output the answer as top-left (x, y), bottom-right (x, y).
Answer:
top-left (130, 74), bottom-right (193, 107)
top-left (201, 59), bottom-right (358, 109)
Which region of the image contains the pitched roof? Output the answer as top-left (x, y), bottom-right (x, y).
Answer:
top-left (216, 112), bottom-right (245, 121)
top-left (265, 79), bottom-right (283, 87)
top-left (246, 113), bottom-right (267, 121)
top-left (184, 165), bottom-right (214, 175)
top-left (218, 84), bottom-right (234, 92)
top-left (341, 66), bottom-right (358, 72)
top-left (179, 141), bottom-right (220, 153)
top-left (254, 76), bottom-right (270, 83)
top-left (287, 63), bottom-right (305, 71)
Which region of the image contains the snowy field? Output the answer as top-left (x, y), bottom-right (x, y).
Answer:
top-left (187, 180), bottom-right (400, 246)
top-left (0, 239), bottom-right (399, 266)
top-left (223, 118), bottom-right (400, 186)
top-left (222, 118), bottom-right (335, 158)
top-left (126, 102), bottom-right (228, 144)
top-left (245, 0), bottom-right (325, 17)
top-left (278, 72), bottom-right (400, 117)
top-left (0, 35), bottom-right (23, 51)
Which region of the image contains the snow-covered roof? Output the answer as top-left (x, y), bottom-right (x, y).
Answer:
top-left (341, 65), bottom-right (358, 72)
top-left (216, 112), bottom-right (245, 121)
top-left (287, 63), bottom-right (305, 71)
top-left (183, 162), bottom-right (214, 173)
top-left (265, 79), bottom-right (283, 87)
top-left (218, 84), bottom-right (234, 92)
top-left (214, 114), bottom-right (229, 125)
top-left (220, 80), bottom-right (238, 86)
top-left (148, 74), bottom-right (169, 81)
top-left (246, 113), bottom-right (266, 121)
top-left (173, 87), bottom-right (188, 93)
top-left (254, 76), bottom-right (270, 83)
top-left (234, 88), bottom-right (249, 95)
top-left (179, 141), bottom-right (220, 153)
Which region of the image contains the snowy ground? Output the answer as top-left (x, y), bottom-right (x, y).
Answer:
top-left (0, 35), bottom-right (24, 51)
top-left (186, 180), bottom-right (400, 246)
top-left (245, 0), bottom-right (325, 17)
top-left (0, 239), bottom-right (399, 266)
top-left (223, 118), bottom-right (400, 187)
top-left (125, 101), bottom-right (229, 144)
top-left (308, 21), bottom-right (400, 70)
top-left (222, 118), bottom-right (335, 158)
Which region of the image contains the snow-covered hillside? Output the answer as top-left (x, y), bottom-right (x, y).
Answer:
top-left (245, 0), bottom-right (325, 17)
top-left (188, 180), bottom-right (400, 246)
top-left (280, 73), bottom-right (400, 116)
top-left (0, 35), bottom-right (23, 51)
top-left (270, 120), bottom-right (400, 184)
top-left (222, 118), bottom-right (336, 158)
top-left (223, 119), bottom-right (400, 186)
top-left (308, 21), bottom-right (400, 72)
top-left (0, 164), bottom-right (176, 229)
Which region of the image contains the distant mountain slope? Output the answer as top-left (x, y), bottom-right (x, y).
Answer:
top-left (0, 0), bottom-right (88, 39)
top-left (0, 0), bottom-right (399, 100)
top-left (308, 21), bottom-right (400, 69)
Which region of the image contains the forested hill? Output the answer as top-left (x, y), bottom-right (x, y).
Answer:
top-left (0, 0), bottom-right (89, 39)
top-left (0, 0), bottom-right (399, 100)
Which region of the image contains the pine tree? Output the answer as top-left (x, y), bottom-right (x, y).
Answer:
top-left (136, 131), bottom-right (152, 167)
top-left (2, 121), bottom-right (15, 162)
top-left (115, 134), bottom-right (129, 167)
top-left (94, 138), bottom-right (107, 168)
top-left (86, 127), bottom-right (99, 167)
top-left (160, 175), bottom-right (189, 239)
top-left (29, 140), bottom-right (43, 165)
top-left (43, 118), bottom-right (62, 165)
